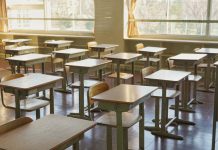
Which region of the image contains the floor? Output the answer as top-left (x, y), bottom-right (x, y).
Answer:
top-left (0, 58), bottom-right (217, 150)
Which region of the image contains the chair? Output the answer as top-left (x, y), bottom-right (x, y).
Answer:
top-left (87, 41), bottom-right (114, 59)
top-left (167, 58), bottom-right (202, 105)
top-left (141, 67), bottom-right (181, 133)
top-left (88, 82), bottom-right (141, 149)
top-left (194, 48), bottom-right (215, 88)
top-left (136, 43), bottom-right (161, 69)
top-left (0, 74), bottom-right (49, 119)
top-left (87, 41), bottom-right (114, 79)
top-left (108, 72), bottom-right (134, 85)
top-left (51, 53), bottom-right (74, 85)
top-left (87, 41), bottom-right (98, 58)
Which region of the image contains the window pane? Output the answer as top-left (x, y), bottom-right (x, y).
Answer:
top-left (135, 0), bottom-right (167, 20)
top-left (135, 0), bottom-right (207, 20)
top-left (211, 0), bottom-right (218, 20)
top-left (137, 22), bottom-right (206, 35)
top-left (210, 23), bottom-right (218, 36)
top-left (46, 20), bottom-right (94, 32)
top-left (7, 0), bottom-right (44, 31)
top-left (6, 0), bottom-right (95, 33)
top-left (8, 20), bottom-right (44, 30)
top-left (7, 0), bottom-right (43, 5)
top-left (45, 0), bottom-right (94, 32)
top-left (7, 9), bottom-right (44, 18)
top-left (168, 0), bottom-right (207, 20)
top-left (46, 0), bottom-right (94, 19)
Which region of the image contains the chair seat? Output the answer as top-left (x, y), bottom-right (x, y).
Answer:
top-left (151, 88), bottom-right (181, 99)
top-left (96, 111), bottom-right (141, 128)
top-left (70, 80), bottom-right (100, 88)
top-left (55, 66), bottom-right (73, 74)
top-left (7, 98), bottom-right (49, 111)
top-left (188, 75), bottom-right (202, 82)
top-left (90, 53), bottom-right (114, 59)
top-left (108, 72), bottom-right (133, 80)
top-left (102, 53), bottom-right (114, 58)
top-left (55, 68), bottom-right (64, 73)
top-left (139, 57), bottom-right (160, 63)
top-left (198, 63), bottom-right (215, 68)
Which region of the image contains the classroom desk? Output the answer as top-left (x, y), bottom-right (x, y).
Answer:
top-left (89, 44), bottom-right (118, 58)
top-left (3, 39), bottom-right (31, 46)
top-left (195, 48), bottom-right (218, 92)
top-left (0, 115), bottom-right (96, 150)
top-left (145, 70), bottom-right (194, 139)
top-left (45, 40), bottom-right (73, 51)
top-left (169, 53), bottom-right (207, 109)
top-left (53, 48), bottom-right (88, 93)
top-left (65, 58), bottom-right (111, 119)
top-left (5, 46), bottom-right (38, 56)
top-left (0, 74), bottom-right (63, 118)
top-left (92, 84), bottom-right (157, 150)
top-left (138, 46), bottom-right (166, 67)
top-left (6, 53), bottom-right (50, 74)
top-left (104, 52), bottom-right (142, 85)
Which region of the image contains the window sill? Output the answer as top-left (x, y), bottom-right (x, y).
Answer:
top-left (124, 37), bottom-right (218, 44)
top-left (0, 32), bottom-right (95, 39)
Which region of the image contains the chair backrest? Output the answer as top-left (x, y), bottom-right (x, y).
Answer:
top-left (88, 82), bottom-right (109, 106)
top-left (166, 58), bottom-right (175, 70)
top-left (1, 74), bottom-right (25, 107)
top-left (135, 43), bottom-right (144, 52)
top-left (141, 66), bottom-right (156, 85)
top-left (87, 41), bottom-right (97, 51)
top-left (193, 48), bottom-right (200, 52)
top-left (51, 53), bottom-right (63, 63)
top-left (1, 73), bottom-right (24, 82)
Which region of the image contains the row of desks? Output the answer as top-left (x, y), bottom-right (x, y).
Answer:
top-left (0, 72), bottom-right (158, 150)
top-left (2, 40), bottom-right (218, 149)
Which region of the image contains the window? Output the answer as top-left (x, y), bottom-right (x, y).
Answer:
top-left (126, 0), bottom-right (218, 38)
top-left (6, 0), bottom-right (95, 34)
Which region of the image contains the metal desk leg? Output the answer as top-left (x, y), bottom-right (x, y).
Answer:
top-left (116, 111), bottom-right (124, 150)
top-left (107, 127), bottom-right (112, 150)
top-left (131, 62), bottom-right (135, 84)
top-left (17, 65), bottom-right (21, 73)
top-left (73, 141), bottom-right (79, 150)
top-left (98, 51), bottom-right (101, 59)
top-left (123, 128), bottom-right (128, 150)
top-left (11, 65), bottom-right (15, 74)
top-left (54, 61), bottom-right (71, 94)
top-left (15, 90), bottom-right (21, 119)
top-left (117, 63), bottom-right (121, 85)
top-left (152, 81), bottom-right (183, 140)
top-left (68, 73), bottom-right (89, 120)
top-left (24, 65), bottom-right (28, 73)
top-left (190, 65), bottom-right (204, 104)
top-left (41, 63), bottom-right (45, 74)
top-left (180, 78), bottom-right (195, 113)
top-left (50, 88), bottom-right (54, 114)
top-left (171, 79), bottom-right (195, 113)
top-left (99, 69), bottom-right (103, 81)
top-left (32, 65), bottom-right (35, 73)
top-left (139, 102), bottom-right (144, 150)
top-left (79, 74), bottom-right (85, 117)
top-left (146, 53), bottom-right (150, 67)
top-left (198, 56), bottom-right (215, 92)
top-left (144, 97), bottom-right (161, 131)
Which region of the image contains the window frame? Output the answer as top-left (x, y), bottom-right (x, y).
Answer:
top-left (6, 0), bottom-right (95, 36)
top-left (126, 0), bottom-right (218, 40)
